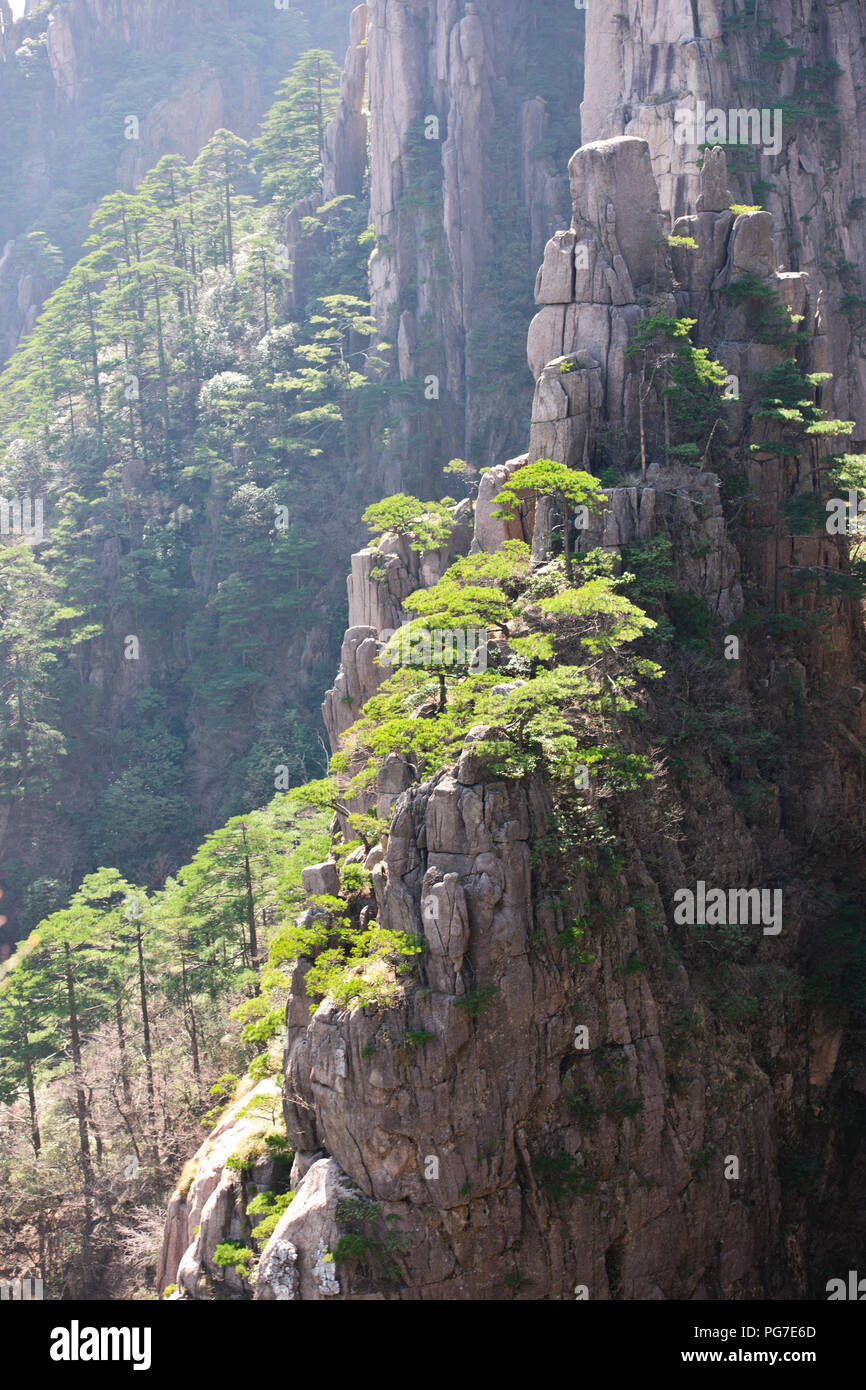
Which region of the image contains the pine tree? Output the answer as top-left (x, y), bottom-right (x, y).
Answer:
top-left (252, 49), bottom-right (343, 209)
top-left (193, 130), bottom-right (253, 273)
top-left (493, 460), bottom-right (606, 583)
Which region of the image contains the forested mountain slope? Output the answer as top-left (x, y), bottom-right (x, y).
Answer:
top-left (1, 0), bottom-right (865, 1305)
top-left (0, 0), bottom-right (587, 950)
top-left (0, 48), bottom-right (373, 946)
top-left (0, 0), bottom-right (358, 361)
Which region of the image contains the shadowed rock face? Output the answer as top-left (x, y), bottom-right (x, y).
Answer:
top-left (363, 0), bottom-right (585, 474)
top-left (256, 758), bottom-right (792, 1301)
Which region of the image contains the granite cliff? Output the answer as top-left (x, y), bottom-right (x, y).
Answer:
top-left (158, 132), bottom-right (866, 1299)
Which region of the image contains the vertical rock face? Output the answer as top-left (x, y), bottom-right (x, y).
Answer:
top-left (575, 476), bottom-right (744, 626)
top-left (525, 138), bottom-right (847, 642)
top-left (323, 4), bottom-right (369, 202)
top-left (43, 0), bottom-right (227, 103)
top-left (364, 0), bottom-right (584, 476)
top-left (54, 0), bottom-right (230, 74)
top-left (258, 757), bottom-right (793, 1300)
top-left (528, 137), bottom-right (671, 461)
top-left (580, 0), bottom-right (866, 437)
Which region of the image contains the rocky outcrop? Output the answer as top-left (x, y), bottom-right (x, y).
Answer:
top-left (255, 1157), bottom-right (358, 1301)
top-left (323, 5), bottom-right (369, 203)
top-left (322, 625), bottom-right (390, 751)
top-left (157, 1078), bottom-right (285, 1298)
top-left (472, 455), bottom-right (743, 625)
top-left (471, 457), bottom-right (531, 554)
top-left (114, 64), bottom-right (233, 189)
top-left (252, 751), bottom-right (800, 1299)
top-left (524, 137), bottom-right (844, 638)
top-left (527, 138), bottom-right (672, 462)
top-left (580, 475), bottom-right (744, 625)
top-left (580, 0), bottom-right (866, 439)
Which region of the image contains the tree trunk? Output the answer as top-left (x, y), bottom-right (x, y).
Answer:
top-left (664, 391), bottom-right (671, 468)
top-left (123, 337), bottom-right (137, 459)
top-left (63, 943), bottom-right (95, 1240)
top-left (188, 191), bottom-right (200, 295)
top-left (83, 280), bottom-right (104, 440)
top-left (151, 274), bottom-right (170, 439)
top-left (135, 922), bottom-right (158, 1162)
top-left (13, 654), bottom-right (29, 790)
top-left (241, 826), bottom-right (259, 968)
top-left (557, 492), bottom-right (574, 584)
top-left (638, 367), bottom-right (647, 481)
top-left (224, 174), bottom-right (234, 272)
top-left (115, 990), bottom-right (133, 1111)
top-left (181, 953), bottom-right (201, 1086)
top-left (20, 1023), bottom-right (41, 1156)
top-left (316, 57), bottom-right (325, 163)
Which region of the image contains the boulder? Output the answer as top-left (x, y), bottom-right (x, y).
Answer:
top-left (301, 861), bottom-right (340, 898)
top-left (256, 1158), bottom-right (360, 1301)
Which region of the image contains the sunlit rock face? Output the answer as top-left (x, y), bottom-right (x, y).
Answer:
top-left (580, 0), bottom-right (866, 439)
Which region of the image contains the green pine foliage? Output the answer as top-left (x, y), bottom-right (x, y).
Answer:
top-left (338, 538), bottom-right (661, 797)
top-left (362, 494), bottom-right (456, 552)
top-left (624, 314), bottom-right (730, 471)
top-left (0, 55), bottom-right (386, 908)
top-left (0, 4), bottom-right (356, 297)
top-left (253, 51), bottom-right (343, 210)
top-left (0, 785), bottom-right (329, 1294)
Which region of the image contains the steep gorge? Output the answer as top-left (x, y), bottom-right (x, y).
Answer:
top-left (1, 0), bottom-right (865, 1304)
